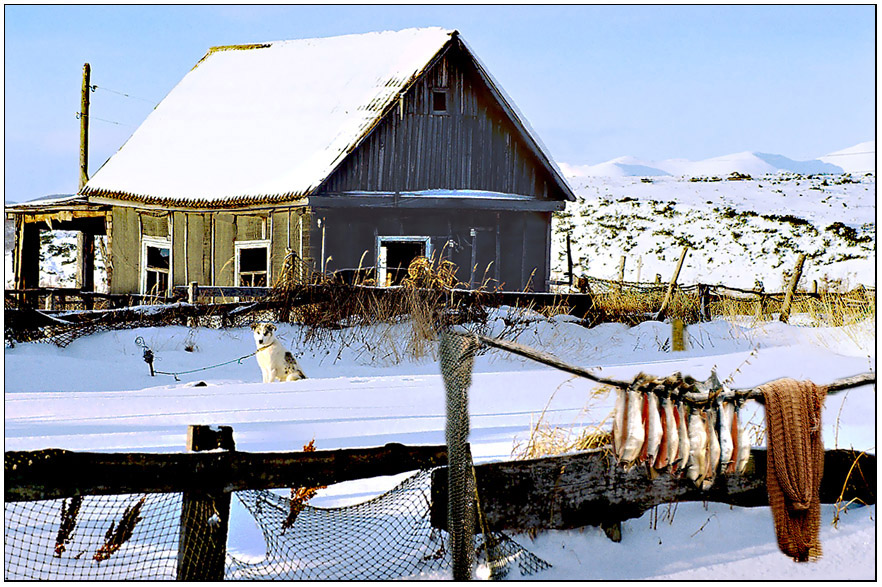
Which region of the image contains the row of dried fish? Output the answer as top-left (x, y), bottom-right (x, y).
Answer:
top-left (611, 374), bottom-right (752, 489)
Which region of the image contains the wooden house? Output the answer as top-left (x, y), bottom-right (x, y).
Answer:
top-left (7, 28), bottom-right (574, 296)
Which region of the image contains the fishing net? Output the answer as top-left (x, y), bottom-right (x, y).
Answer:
top-left (760, 378), bottom-right (827, 562)
top-left (5, 471), bottom-right (550, 581)
top-left (5, 492), bottom-right (183, 580)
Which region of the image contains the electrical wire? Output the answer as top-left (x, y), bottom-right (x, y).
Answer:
top-left (90, 84), bottom-right (157, 105)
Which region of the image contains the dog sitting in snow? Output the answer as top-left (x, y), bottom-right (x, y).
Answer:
top-left (251, 322), bottom-right (307, 383)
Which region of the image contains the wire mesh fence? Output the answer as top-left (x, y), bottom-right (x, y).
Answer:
top-left (5, 470), bottom-right (550, 581)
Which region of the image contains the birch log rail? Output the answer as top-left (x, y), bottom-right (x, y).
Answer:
top-left (430, 448), bottom-right (876, 533)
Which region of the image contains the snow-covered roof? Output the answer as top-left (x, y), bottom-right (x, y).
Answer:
top-left (82, 27), bottom-right (573, 207)
top-left (6, 194), bottom-right (89, 210)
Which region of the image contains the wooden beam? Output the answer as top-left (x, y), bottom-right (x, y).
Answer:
top-left (5, 443), bottom-right (448, 502)
top-left (429, 448), bottom-right (875, 532)
top-left (309, 194), bottom-right (566, 212)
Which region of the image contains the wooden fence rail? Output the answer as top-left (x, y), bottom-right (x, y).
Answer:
top-left (5, 442), bottom-right (448, 503)
top-left (429, 448), bottom-right (875, 534)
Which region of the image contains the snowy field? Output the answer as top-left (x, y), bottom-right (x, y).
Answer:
top-left (4, 308), bottom-right (876, 580)
top-left (4, 143), bottom-right (876, 579)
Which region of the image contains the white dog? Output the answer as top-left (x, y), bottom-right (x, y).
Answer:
top-left (251, 322), bottom-right (307, 383)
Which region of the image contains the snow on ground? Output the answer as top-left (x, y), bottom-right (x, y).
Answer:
top-left (4, 306), bottom-right (876, 580)
top-left (552, 172), bottom-right (875, 290)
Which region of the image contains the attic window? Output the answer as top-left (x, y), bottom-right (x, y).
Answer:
top-left (432, 89), bottom-right (448, 114)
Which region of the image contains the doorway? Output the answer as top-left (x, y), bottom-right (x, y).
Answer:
top-left (376, 236), bottom-right (431, 286)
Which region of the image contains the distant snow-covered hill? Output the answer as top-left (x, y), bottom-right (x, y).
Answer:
top-left (560, 141), bottom-right (875, 179)
top-left (552, 172), bottom-right (875, 290)
top-left (818, 141), bottom-right (876, 175)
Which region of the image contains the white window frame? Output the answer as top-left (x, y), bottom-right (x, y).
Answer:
top-left (376, 235), bottom-right (432, 286)
top-left (140, 236), bottom-right (172, 296)
top-left (235, 239), bottom-right (271, 287)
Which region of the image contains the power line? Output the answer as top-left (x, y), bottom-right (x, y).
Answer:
top-left (75, 112), bottom-right (131, 127)
top-left (90, 84), bottom-right (157, 105)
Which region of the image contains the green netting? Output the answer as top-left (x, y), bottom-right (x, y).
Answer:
top-left (5, 470), bottom-right (550, 581)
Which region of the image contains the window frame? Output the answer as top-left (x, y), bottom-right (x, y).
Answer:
top-left (235, 239), bottom-right (271, 287)
top-left (431, 88), bottom-right (449, 115)
top-left (140, 236), bottom-right (172, 296)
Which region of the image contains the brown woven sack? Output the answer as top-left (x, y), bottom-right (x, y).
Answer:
top-left (760, 378), bottom-right (826, 562)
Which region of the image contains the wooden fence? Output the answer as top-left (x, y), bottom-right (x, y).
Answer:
top-left (6, 425), bottom-right (448, 581)
top-left (6, 425), bottom-right (876, 578)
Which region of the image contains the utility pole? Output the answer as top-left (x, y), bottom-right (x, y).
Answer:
top-left (79, 62), bottom-right (91, 191)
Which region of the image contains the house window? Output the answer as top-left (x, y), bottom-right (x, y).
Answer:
top-left (235, 240), bottom-right (270, 286)
top-left (376, 236), bottom-right (432, 286)
top-left (432, 89), bottom-right (448, 114)
top-left (141, 237), bottom-right (171, 296)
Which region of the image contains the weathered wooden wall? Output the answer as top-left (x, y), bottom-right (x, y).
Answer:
top-left (108, 205), bottom-right (309, 293)
top-left (109, 206), bottom-right (139, 294)
top-left (312, 208), bottom-right (551, 290)
top-left (318, 42), bottom-right (564, 202)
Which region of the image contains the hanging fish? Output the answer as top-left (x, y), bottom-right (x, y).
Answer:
top-left (620, 387), bottom-right (646, 465)
top-left (726, 401), bottom-right (740, 474)
top-left (686, 410), bottom-right (707, 486)
top-left (675, 397), bottom-right (690, 472)
top-left (718, 400), bottom-right (735, 472)
top-left (613, 387), bottom-right (627, 460)
top-left (703, 405), bottom-right (721, 490)
top-left (645, 390), bottom-right (664, 468)
top-left (663, 392), bottom-right (678, 468)
top-left (735, 401), bottom-right (752, 474)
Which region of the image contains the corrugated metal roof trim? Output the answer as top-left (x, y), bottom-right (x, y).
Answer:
top-left (81, 186), bottom-right (310, 209)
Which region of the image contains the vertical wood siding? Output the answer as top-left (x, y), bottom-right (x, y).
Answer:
top-left (109, 207), bottom-right (140, 294)
top-left (318, 45), bottom-right (563, 200)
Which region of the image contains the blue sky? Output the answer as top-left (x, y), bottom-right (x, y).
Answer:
top-left (4, 4), bottom-right (875, 202)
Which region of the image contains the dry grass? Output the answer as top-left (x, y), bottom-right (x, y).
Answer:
top-left (582, 286), bottom-right (701, 325)
top-left (712, 289), bottom-right (875, 328)
top-left (271, 254), bottom-right (531, 364)
top-left (831, 450), bottom-right (874, 529)
top-left (512, 383), bottom-right (615, 460)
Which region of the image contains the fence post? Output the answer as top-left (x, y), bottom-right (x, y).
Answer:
top-left (566, 232), bottom-right (573, 287)
top-left (671, 318), bottom-right (686, 351)
top-left (616, 255), bottom-right (626, 290)
top-left (655, 246), bottom-right (688, 321)
top-left (697, 284), bottom-right (711, 322)
top-left (177, 425), bottom-right (235, 581)
top-left (440, 331), bottom-right (478, 580)
top-left (779, 253), bottom-right (807, 324)
top-left (188, 282), bottom-right (199, 305)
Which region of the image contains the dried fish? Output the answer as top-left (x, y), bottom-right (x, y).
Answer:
top-left (662, 393), bottom-right (678, 469)
top-left (703, 406), bottom-right (721, 490)
top-left (645, 391), bottom-right (663, 466)
top-left (620, 388), bottom-right (645, 465)
top-left (735, 417), bottom-right (752, 475)
top-left (686, 410), bottom-right (708, 485)
top-left (718, 401), bottom-right (735, 471)
top-left (612, 387), bottom-right (627, 460)
top-left (675, 401), bottom-right (690, 472)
